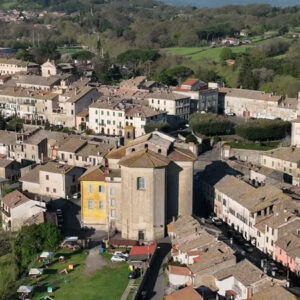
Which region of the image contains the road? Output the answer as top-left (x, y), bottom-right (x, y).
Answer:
top-left (137, 236), bottom-right (171, 300)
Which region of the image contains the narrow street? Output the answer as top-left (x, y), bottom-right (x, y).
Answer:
top-left (137, 236), bottom-right (171, 300)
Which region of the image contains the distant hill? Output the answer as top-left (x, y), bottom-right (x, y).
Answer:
top-left (161, 0), bottom-right (300, 7)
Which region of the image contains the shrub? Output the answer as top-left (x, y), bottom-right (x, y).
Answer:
top-left (235, 119), bottom-right (290, 141)
top-left (185, 134), bottom-right (199, 144)
top-left (189, 113), bottom-right (234, 136)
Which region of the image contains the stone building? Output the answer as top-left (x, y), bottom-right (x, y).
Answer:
top-left (81, 131), bottom-right (196, 241)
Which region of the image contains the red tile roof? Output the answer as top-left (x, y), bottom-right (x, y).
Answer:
top-left (169, 265), bottom-right (192, 276)
top-left (181, 78), bottom-right (199, 86)
top-left (129, 242), bottom-right (156, 256)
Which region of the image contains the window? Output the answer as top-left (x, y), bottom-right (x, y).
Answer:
top-left (98, 200), bottom-right (104, 209)
top-left (88, 184), bottom-right (93, 193)
top-left (101, 111), bottom-right (104, 115)
top-left (88, 200), bottom-right (93, 209)
top-left (98, 185), bottom-right (105, 193)
top-left (46, 175), bottom-right (49, 180)
top-left (110, 199), bottom-right (115, 207)
top-left (257, 231), bottom-right (261, 237)
top-left (137, 177), bottom-right (145, 190)
top-left (280, 249), bottom-right (282, 255)
top-left (53, 188), bottom-right (56, 193)
top-left (223, 199), bottom-right (226, 206)
top-left (46, 187), bottom-right (49, 192)
top-left (107, 111), bottom-right (110, 116)
top-left (111, 209), bottom-right (116, 218)
top-left (110, 187), bottom-right (115, 195)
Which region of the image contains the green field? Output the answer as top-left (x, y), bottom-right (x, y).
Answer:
top-left (163, 45), bottom-right (249, 62)
top-left (21, 249), bottom-right (129, 300)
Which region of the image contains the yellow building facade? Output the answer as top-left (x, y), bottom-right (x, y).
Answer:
top-left (80, 167), bottom-right (108, 227)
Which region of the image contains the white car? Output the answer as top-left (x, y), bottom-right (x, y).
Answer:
top-left (113, 251), bottom-right (129, 258)
top-left (111, 255), bottom-right (126, 262)
top-left (73, 192), bottom-right (81, 199)
top-left (212, 217), bottom-right (222, 226)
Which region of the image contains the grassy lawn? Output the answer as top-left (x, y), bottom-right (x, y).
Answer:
top-left (163, 45), bottom-right (248, 62)
top-left (22, 249), bottom-right (129, 300)
top-left (225, 140), bottom-right (280, 151)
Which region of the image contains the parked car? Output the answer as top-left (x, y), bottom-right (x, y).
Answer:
top-left (111, 255), bottom-right (126, 262)
top-left (234, 234), bottom-right (244, 245)
top-left (212, 217), bottom-right (222, 226)
top-left (226, 112), bottom-right (236, 116)
top-left (128, 269), bottom-right (140, 279)
top-left (113, 251), bottom-right (129, 258)
top-left (73, 192), bottom-right (81, 199)
top-left (243, 243), bottom-right (254, 253)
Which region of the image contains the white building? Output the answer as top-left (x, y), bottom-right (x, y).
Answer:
top-left (0, 58), bottom-right (39, 75)
top-left (147, 92), bottom-right (190, 121)
top-left (214, 175), bottom-right (290, 244)
top-left (214, 260), bottom-right (272, 300)
top-left (88, 97), bottom-right (166, 137)
top-left (1, 189), bottom-right (46, 231)
top-left (220, 88), bottom-right (298, 121)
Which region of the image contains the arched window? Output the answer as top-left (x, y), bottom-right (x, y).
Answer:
top-left (137, 177), bottom-right (145, 190)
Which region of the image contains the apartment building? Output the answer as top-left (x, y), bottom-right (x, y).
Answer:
top-left (0, 80), bottom-right (99, 127)
top-left (220, 88), bottom-right (298, 121)
top-left (275, 233), bottom-right (300, 276)
top-left (49, 85), bottom-right (99, 128)
top-left (260, 147), bottom-right (300, 186)
top-left (57, 137), bottom-right (113, 167)
top-left (80, 166), bottom-right (121, 230)
top-left (147, 92), bottom-right (190, 121)
top-left (1, 189), bottom-right (46, 231)
top-left (214, 175), bottom-right (291, 243)
top-left (214, 259), bottom-right (276, 300)
top-left (88, 96), bottom-right (166, 137)
top-left (0, 127), bottom-right (47, 163)
top-left (20, 162), bottom-right (85, 198)
top-left (0, 58), bottom-right (39, 75)
top-left (174, 78), bottom-right (218, 113)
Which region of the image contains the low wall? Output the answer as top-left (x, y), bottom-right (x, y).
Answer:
top-left (222, 147), bottom-right (264, 165)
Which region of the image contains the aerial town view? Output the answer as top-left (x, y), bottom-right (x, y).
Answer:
top-left (0, 0), bottom-right (300, 299)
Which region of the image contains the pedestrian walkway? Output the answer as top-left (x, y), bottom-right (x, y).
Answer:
top-left (120, 279), bottom-right (134, 300)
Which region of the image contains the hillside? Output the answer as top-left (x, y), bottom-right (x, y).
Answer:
top-left (162, 0), bottom-right (300, 7)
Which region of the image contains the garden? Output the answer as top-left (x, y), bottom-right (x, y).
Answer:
top-left (18, 249), bottom-right (129, 300)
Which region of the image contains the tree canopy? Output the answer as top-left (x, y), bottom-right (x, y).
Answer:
top-left (235, 119), bottom-right (290, 141)
top-left (189, 113), bottom-right (234, 136)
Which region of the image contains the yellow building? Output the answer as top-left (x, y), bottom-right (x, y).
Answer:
top-left (80, 166), bottom-right (108, 229)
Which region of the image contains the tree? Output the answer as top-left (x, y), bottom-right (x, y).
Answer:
top-left (117, 49), bottom-right (160, 75)
top-left (144, 122), bottom-right (170, 134)
top-left (189, 113), bottom-right (234, 136)
top-left (238, 56), bottom-right (259, 90)
top-left (165, 66), bottom-right (194, 84)
top-left (72, 50), bottom-right (94, 61)
top-left (13, 223), bottom-right (61, 274)
top-left (235, 119), bottom-right (290, 141)
top-left (219, 47), bottom-right (233, 61)
top-left (16, 49), bottom-right (34, 62)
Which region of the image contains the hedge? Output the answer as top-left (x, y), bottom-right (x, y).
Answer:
top-left (235, 119), bottom-right (290, 141)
